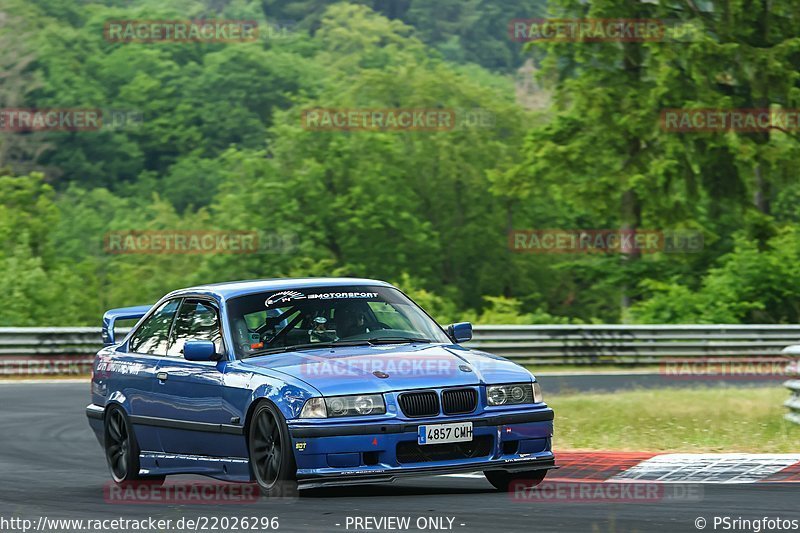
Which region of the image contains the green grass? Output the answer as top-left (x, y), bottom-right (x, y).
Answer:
top-left (549, 386), bottom-right (798, 453)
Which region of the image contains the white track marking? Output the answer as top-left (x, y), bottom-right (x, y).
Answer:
top-left (611, 454), bottom-right (800, 483)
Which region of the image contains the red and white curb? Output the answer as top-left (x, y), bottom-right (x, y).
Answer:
top-left (445, 452), bottom-right (800, 483)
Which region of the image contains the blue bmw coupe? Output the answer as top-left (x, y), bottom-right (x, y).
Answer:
top-left (86, 278), bottom-right (555, 496)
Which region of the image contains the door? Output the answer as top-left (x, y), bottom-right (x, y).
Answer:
top-left (153, 298), bottom-right (230, 456)
top-left (120, 298), bottom-right (181, 452)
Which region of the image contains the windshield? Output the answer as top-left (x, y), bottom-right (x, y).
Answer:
top-left (227, 286), bottom-right (451, 358)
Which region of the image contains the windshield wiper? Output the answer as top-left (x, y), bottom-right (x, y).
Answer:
top-left (245, 340), bottom-right (372, 358)
top-left (366, 337), bottom-right (432, 344)
top-left (244, 337), bottom-right (432, 358)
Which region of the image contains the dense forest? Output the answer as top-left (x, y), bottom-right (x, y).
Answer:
top-left (2, 0), bottom-right (800, 326)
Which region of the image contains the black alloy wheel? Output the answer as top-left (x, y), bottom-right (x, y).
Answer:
top-left (248, 402), bottom-right (298, 498)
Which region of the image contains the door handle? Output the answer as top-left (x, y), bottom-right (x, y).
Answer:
top-left (156, 372), bottom-right (168, 381)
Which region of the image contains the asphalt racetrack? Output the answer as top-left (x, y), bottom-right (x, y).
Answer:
top-left (0, 382), bottom-right (797, 533)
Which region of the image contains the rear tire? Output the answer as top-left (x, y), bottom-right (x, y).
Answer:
top-left (104, 405), bottom-right (164, 485)
top-left (484, 469), bottom-right (547, 491)
top-left (248, 402), bottom-right (298, 499)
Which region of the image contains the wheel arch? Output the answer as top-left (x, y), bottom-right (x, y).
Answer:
top-left (103, 399), bottom-right (126, 416)
top-left (102, 398), bottom-right (145, 452)
top-left (104, 390), bottom-right (130, 415)
top-left (243, 397), bottom-right (280, 448)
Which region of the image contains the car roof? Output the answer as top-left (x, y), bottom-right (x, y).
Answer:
top-left (170, 277), bottom-right (395, 300)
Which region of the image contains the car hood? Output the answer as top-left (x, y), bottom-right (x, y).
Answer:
top-left (242, 343), bottom-right (532, 396)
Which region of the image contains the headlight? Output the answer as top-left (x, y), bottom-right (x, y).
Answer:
top-left (486, 383), bottom-right (536, 406)
top-left (298, 394), bottom-right (386, 418)
top-left (299, 397), bottom-right (327, 418)
top-left (533, 381), bottom-right (543, 403)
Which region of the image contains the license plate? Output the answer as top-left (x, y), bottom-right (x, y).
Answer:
top-left (417, 422), bottom-right (473, 445)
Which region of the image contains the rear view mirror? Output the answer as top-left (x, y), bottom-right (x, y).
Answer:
top-left (447, 322), bottom-right (473, 343)
top-left (184, 340), bottom-right (219, 361)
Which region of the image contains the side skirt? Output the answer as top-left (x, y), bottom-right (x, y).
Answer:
top-left (138, 451), bottom-right (252, 482)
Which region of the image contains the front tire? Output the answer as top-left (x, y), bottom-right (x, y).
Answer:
top-left (248, 402), bottom-right (298, 499)
top-left (484, 469), bottom-right (548, 491)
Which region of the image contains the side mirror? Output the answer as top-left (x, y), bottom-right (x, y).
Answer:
top-left (447, 322), bottom-right (473, 343)
top-left (184, 340), bottom-right (220, 361)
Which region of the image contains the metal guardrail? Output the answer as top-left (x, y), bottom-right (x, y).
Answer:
top-left (0, 327), bottom-right (101, 355)
top-left (0, 327), bottom-right (117, 376)
top-left (782, 345), bottom-right (800, 425)
top-left (467, 324), bottom-right (800, 365)
top-left (1, 324), bottom-right (800, 375)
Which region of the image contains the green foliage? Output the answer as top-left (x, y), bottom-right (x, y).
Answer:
top-left (629, 227), bottom-right (800, 324)
top-left (2, 0), bottom-right (800, 326)
top-left (463, 296), bottom-right (578, 325)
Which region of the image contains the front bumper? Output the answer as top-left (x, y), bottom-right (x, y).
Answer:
top-left (288, 408), bottom-right (555, 489)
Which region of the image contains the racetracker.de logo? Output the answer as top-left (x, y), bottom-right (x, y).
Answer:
top-left (661, 109), bottom-right (800, 133)
top-left (302, 108), bottom-right (459, 132)
top-left (510, 481), bottom-right (703, 503)
top-left (103, 230), bottom-right (296, 255)
top-left (103, 19), bottom-right (258, 43)
top-left (660, 358), bottom-right (797, 380)
top-left (298, 357), bottom-right (502, 378)
top-left (509, 229), bottom-right (703, 254)
top-left (0, 108), bottom-right (143, 132)
top-left (302, 108), bottom-right (495, 132)
top-left (508, 18), bottom-right (700, 43)
top-left (0, 109), bottom-right (101, 131)
top-left (0, 357), bottom-right (93, 376)
top-left (104, 481), bottom-right (260, 504)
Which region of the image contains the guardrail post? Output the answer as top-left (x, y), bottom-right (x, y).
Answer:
top-left (781, 345), bottom-right (800, 425)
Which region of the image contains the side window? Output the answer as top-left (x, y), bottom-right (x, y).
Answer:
top-left (129, 299), bottom-right (181, 356)
top-left (167, 299), bottom-right (223, 357)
